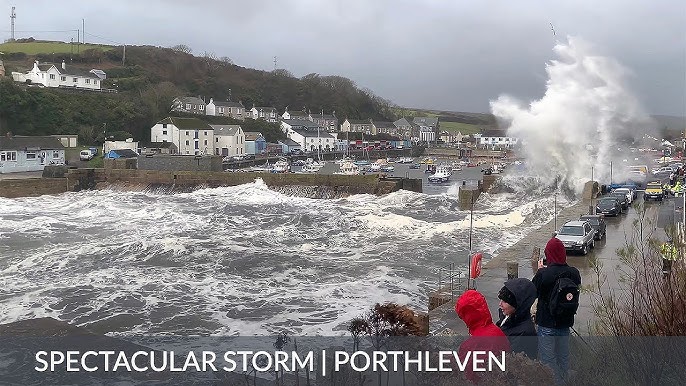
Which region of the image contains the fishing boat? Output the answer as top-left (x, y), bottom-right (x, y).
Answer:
top-left (271, 158), bottom-right (290, 173)
top-left (335, 161), bottom-right (360, 175)
top-left (428, 164), bottom-right (452, 183)
top-left (397, 157), bottom-right (414, 164)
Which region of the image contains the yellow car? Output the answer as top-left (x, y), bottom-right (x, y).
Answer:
top-left (644, 181), bottom-right (664, 201)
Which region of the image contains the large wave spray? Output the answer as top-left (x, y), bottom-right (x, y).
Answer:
top-left (491, 36), bottom-right (654, 194)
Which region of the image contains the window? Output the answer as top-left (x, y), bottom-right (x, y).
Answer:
top-left (186, 131), bottom-right (189, 136)
top-left (185, 140), bottom-right (190, 146)
top-left (204, 140), bottom-right (207, 146)
top-left (61, 76), bottom-right (66, 81)
top-left (186, 104), bottom-right (191, 110)
top-left (204, 132), bottom-right (207, 136)
top-left (26, 152), bottom-right (36, 159)
top-left (94, 80), bottom-right (98, 85)
top-left (50, 74), bottom-right (55, 80)
top-left (195, 141), bottom-right (199, 150)
top-left (162, 130), bottom-right (168, 135)
top-left (219, 107), bottom-right (224, 113)
top-left (53, 151), bottom-right (60, 159)
top-left (73, 78), bottom-right (77, 83)
top-left (215, 138), bottom-right (219, 143)
top-left (0, 153), bottom-right (5, 161)
top-left (86, 79), bottom-right (90, 84)
top-left (200, 105), bottom-right (204, 111)
top-left (162, 124), bottom-right (167, 128)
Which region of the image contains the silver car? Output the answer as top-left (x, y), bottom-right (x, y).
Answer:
top-left (555, 220), bottom-right (596, 255)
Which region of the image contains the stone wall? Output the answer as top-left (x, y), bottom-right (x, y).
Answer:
top-left (67, 169), bottom-right (420, 196)
top-left (136, 155), bottom-right (223, 172)
top-left (0, 178), bottom-right (70, 198)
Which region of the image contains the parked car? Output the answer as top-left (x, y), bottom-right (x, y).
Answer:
top-left (612, 187), bottom-right (634, 204)
top-left (555, 220), bottom-right (596, 255)
top-left (579, 214), bottom-right (607, 240)
top-left (79, 150), bottom-right (94, 161)
top-left (608, 192), bottom-right (629, 210)
top-left (644, 181), bottom-right (665, 201)
top-left (596, 197), bottom-right (622, 216)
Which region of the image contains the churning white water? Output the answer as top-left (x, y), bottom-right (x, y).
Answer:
top-left (0, 179), bottom-right (563, 336)
top-left (490, 36), bottom-right (655, 193)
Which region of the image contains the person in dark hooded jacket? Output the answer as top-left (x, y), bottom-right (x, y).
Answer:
top-left (495, 278), bottom-right (538, 359)
top-left (532, 237), bottom-right (581, 384)
top-left (455, 289), bottom-right (511, 384)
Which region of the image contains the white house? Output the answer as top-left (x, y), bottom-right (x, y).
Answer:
top-left (288, 129), bottom-right (335, 152)
top-left (476, 135), bottom-right (519, 148)
top-left (206, 99), bottom-right (246, 120)
top-left (249, 106), bottom-right (278, 122)
top-left (0, 135), bottom-right (65, 173)
top-left (210, 124), bottom-right (245, 157)
top-left (282, 107), bottom-right (309, 120)
top-left (150, 117), bottom-right (214, 155)
top-left (11, 61), bottom-right (104, 90)
top-left (280, 119), bottom-right (325, 136)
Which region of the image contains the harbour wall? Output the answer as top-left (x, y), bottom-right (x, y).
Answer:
top-left (0, 168), bottom-right (423, 198)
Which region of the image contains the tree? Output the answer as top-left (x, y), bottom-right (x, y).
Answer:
top-left (170, 44), bottom-right (192, 54)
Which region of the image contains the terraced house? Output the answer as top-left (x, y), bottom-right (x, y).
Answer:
top-left (206, 99), bottom-right (246, 120)
top-left (171, 96), bottom-right (206, 115)
top-left (150, 117), bottom-right (214, 155)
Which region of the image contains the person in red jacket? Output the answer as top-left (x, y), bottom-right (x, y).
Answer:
top-left (455, 289), bottom-right (511, 383)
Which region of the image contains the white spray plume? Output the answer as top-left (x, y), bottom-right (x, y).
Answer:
top-left (490, 36), bottom-right (654, 195)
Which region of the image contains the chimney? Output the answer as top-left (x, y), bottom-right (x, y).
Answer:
top-left (62, 60), bottom-right (66, 70)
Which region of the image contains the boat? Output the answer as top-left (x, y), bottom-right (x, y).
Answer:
top-left (428, 164), bottom-right (452, 183)
top-left (409, 163), bottom-right (421, 169)
top-left (335, 161), bottom-right (360, 175)
top-left (397, 157), bottom-right (414, 164)
top-left (272, 158), bottom-right (290, 173)
top-left (380, 165), bottom-right (395, 172)
top-left (354, 160), bottom-right (370, 166)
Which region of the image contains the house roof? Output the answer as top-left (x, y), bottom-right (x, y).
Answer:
top-left (108, 149), bottom-right (139, 158)
top-left (253, 106), bottom-right (277, 112)
top-left (286, 109), bottom-right (308, 117)
top-left (0, 136), bottom-right (65, 151)
top-left (34, 63), bottom-right (99, 79)
top-left (158, 117), bottom-right (212, 130)
top-left (212, 100), bottom-right (244, 108)
top-left (310, 113), bottom-right (337, 120)
top-left (244, 132), bottom-right (265, 141)
top-left (373, 121), bottom-right (395, 129)
top-left (394, 118), bottom-right (413, 127)
top-left (347, 119), bottom-right (371, 125)
top-left (413, 117), bottom-right (439, 127)
top-left (292, 129), bottom-right (335, 139)
top-left (210, 124), bottom-right (242, 136)
top-left (278, 139), bottom-right (301, 147)
top-left (176, 96), bottom-right (206, 106)
top-left (481, 129), bottom-right (508, 137)
top-left (282, 119), bottom-right (323, 129)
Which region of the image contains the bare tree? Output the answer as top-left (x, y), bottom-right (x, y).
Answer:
top-left (170, 44), bottom-right (192, 54)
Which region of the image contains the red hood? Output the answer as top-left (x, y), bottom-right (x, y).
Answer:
top-left (455, 290), bottom-right (494, 334)
top-left (545, 237), bottom-right (567, 264)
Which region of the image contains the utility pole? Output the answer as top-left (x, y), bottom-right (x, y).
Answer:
top-left (82, 19), bottom-right (85, 44)
top-left (122, 44), bottom-right (126, 66)
top-left (10, 7), bottom-right (16, 41)
top-left (273, 56), bottom-right (277, 70)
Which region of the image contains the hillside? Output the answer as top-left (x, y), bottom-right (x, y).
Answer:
top-left (0, 41), bottom-right (397, 143)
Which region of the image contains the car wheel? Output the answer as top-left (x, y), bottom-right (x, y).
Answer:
top-left (582, 244), bottom-right (588, 255)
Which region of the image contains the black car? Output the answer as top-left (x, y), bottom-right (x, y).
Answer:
top-left (596, 197), bottom-right (622, 216)
top-left (580, 214), bottom-right (607, 240)
top-left (608, 192), bottom-right (629, 210)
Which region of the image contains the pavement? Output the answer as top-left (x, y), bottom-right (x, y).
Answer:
top-left (429, 190), bottom-right (678, 336)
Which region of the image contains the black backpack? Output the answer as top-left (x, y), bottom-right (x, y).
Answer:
top-left (548, 272), bottom-right (580, 321)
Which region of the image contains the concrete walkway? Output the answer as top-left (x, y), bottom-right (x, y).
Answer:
top-left (429, 194), bottom-right (667, 336)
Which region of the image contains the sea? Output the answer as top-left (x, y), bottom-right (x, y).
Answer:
top-left (0, 163), bottom-right (568, 336)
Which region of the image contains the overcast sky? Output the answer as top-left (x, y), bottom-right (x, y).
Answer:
top-left (3, 0), bottom-right (685, 116)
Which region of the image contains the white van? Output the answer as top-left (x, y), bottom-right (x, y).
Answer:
top-left (80, 150), bottom-right (94, 161)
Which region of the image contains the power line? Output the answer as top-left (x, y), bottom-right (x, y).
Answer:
top-left (0, 29), bottom-right (78, 33)
top-left (83, 31), bottom-right (123, 45)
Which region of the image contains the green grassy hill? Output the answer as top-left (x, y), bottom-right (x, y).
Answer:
top-left (0, 41), bottom-right (111, 55)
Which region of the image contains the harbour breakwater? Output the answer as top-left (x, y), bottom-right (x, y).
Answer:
top-left (0, 167), bottom-right (423, 199)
